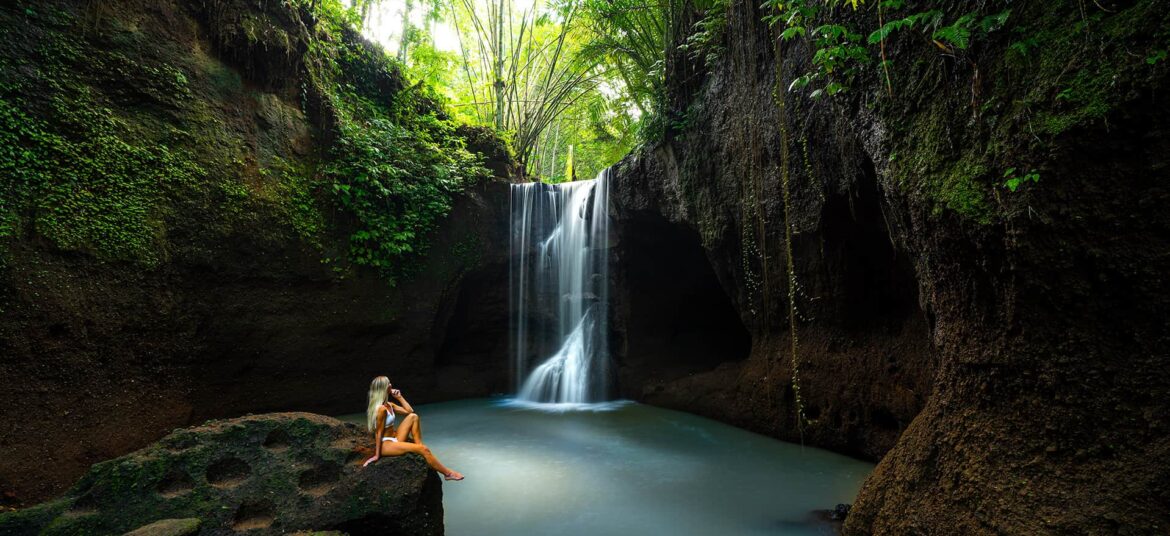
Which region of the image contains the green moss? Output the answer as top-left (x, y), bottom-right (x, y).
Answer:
top-left (276, 159), bottom-right (327, 243)
top-left (316, 65), bottom-right (487, 282)
top-left (0, 5), bottom-right (204, 265)
top-left (1036, 68), bottom-right (1115, 136)
top-left (452, 232), bottom-right (483, 269)
top-left (285, 417), bottom-right (328, 442)
top-left (0, 500), bottom-right (68, 534)
top-left (1005, 5), bottom-right (1151, 139)
top-left (876, 1), bottom-right (1169, 224)
top-left (928, 158), bottom-right (993, 223)
top-left (1, 0), bottom-right (503, 281)
top-left (0, 93), bottom-right (203, 266)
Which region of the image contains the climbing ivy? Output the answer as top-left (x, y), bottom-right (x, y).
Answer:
top-left (0, 96), bottom-right (202, 266)
top-left (320, 86), bottom-right (486, 281)
top-left (307, 14), bottom-right (488, 281)
top-left (0, 13), bottom-right (203, 266)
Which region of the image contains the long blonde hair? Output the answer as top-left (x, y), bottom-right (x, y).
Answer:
top-left (366, 376), bottom-right (391, 432)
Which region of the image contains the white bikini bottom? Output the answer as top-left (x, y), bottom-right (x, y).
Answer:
top-left (381, 437), bottom-right (398, 442)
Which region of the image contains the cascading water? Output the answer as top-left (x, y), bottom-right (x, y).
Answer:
top-left (509, 169), bottom-right (611, 404)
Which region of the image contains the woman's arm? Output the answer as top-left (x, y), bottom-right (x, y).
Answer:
top-left (391, 389), bottom-right (413, 414)
top-left (365, 407), bottom-right (386, 466)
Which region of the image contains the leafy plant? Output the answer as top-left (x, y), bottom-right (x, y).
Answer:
top-left (763, 1), bottom-right (1013, 98)
top-left (319, 77), bottom-right (486, 280)
top-left (681, 0), bottom-right (729, 70)
top-left (867, 9), bottom-right (941, 45)
top-left (1002, 168), bottom-right (1040, 192)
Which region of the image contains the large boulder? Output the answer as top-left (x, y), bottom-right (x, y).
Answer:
top-left (0, 413), bottom-right (443, 535)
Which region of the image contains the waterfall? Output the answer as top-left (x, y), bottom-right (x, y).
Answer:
top-left (509, 169), bottom-right (611, 404)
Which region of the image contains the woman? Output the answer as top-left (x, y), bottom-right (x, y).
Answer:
top-left (362, 375), bottom-right (464, 481)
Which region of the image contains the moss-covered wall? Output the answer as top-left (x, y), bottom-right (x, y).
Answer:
top-left (0, 0), bottom-right (513, 507)
top-left (0, 0), bottom-right (497, 278)
top-left (874, 1), bottom-right (1170, 224)
top-left (613, 0), bottom-right (1170, 533)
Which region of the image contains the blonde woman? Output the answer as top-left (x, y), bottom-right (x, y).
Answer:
top-left (362, 375), bottom-right (464, 481)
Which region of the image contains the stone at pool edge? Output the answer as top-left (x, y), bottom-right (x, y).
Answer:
top-left (124, 518), bottom-right (201, 536)
top-left (0, 412), bottom-right (443, 536)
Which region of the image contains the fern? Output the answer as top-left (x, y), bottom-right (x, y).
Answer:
top-left (933, 13), bottom-right (975, 50)
top-left (868, 10), bottom-right (941, 44)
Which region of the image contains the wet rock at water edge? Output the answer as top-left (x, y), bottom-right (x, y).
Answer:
top-left (829, 503), bottom-right (851, 521)
top-left (0, 413), bottom-right (443, 535)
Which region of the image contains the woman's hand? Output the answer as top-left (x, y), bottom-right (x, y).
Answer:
top-left (363, 454), bottom-right (380, 467)
top-left (391, 388), bottom-right (402, 398)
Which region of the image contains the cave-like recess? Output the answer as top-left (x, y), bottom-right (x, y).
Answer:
top-left (612, 216), bottom-right (753, 397)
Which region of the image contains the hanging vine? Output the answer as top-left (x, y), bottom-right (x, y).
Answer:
top-left (771, 24), bottom-right (810, 436)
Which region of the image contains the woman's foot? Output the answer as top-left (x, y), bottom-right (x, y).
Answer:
top-left (443, 470), bottom-right (465, 481)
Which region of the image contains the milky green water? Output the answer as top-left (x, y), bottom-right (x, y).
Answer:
top-left (341, 398), bottom-right (872, 536)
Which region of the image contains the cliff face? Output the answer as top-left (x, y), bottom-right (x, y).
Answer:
top-left (0, 0), bottom-right (512, 506)
top-left (611, 0), bottom-right (1170, 533)
top-left (609, 8), bottom-right (935, 462)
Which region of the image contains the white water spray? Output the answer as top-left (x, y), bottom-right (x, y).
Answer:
top-left (509, 170), bottom-right (611, 404)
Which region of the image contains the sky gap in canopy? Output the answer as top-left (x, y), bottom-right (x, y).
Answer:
top-left (344, 0), bottom-right (654, 183)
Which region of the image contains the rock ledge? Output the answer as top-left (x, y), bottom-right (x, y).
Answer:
top-left (0, 413), bottom-right (442, 535)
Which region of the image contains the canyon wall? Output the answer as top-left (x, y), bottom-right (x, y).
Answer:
top-left (3, 0), bottom-right (1167, 533)
top-left (0, 0), bottom-right (512, 506)
top-left (610, 0), bottom-right (1170, 533)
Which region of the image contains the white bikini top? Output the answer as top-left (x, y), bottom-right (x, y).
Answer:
top-left (383, 403), bottom-right (396, 427)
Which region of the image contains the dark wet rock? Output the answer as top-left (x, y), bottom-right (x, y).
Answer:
top-left (0, 413), bottom-right (443, 536)
top-left (828, 504), bottom-right (851, 522)
top-left (613, 0), bottom-right (1170, 534)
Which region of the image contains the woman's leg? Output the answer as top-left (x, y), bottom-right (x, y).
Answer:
top-left (396, 413), bottom-right (421, 443)
top-left (379, 441), bottom-right (460, 478)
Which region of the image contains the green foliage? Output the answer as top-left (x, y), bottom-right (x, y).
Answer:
top-left (0, 96), bottom-right (202, 265)
top-left (262, 157), bottom-right (326, 242)
top-left (1002, 168), bottom-right (1040, 192)
top-left (317, 58), bottom-right (486, 279)
top-left (0, 11), bottom-right (204, 265)
top-left (763, 1), bottom-right (1011, 98)
top-left (576, 0), bottom-right (681, 138)
top-left (930, 10), bottom-right (1010, 50)
top-left (681, 0), bottom-right (729, 70)
top-left (0, 0), bottom-right (494, 281)
top-left (867, 10), bottom-right (940, 44)
top-left (300, 2), bottom-right (491, 278)
top-left (535, 87), bottom-right (637, 183)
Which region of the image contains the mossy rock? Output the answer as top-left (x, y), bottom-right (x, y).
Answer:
top-left (123, 518), bottom-right (201, 536)
top-left (0, 413), bottom-right (442, 536)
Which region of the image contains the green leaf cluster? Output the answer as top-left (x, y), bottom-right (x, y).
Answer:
top-left (762, 0), bottom-right (1012, 98)
top-left (310, 28), bottom-right (487, 280)
top-left (0, 8), bottom-right (203, 266)
top-left (1002, 168), bottom-right (1040, 192)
